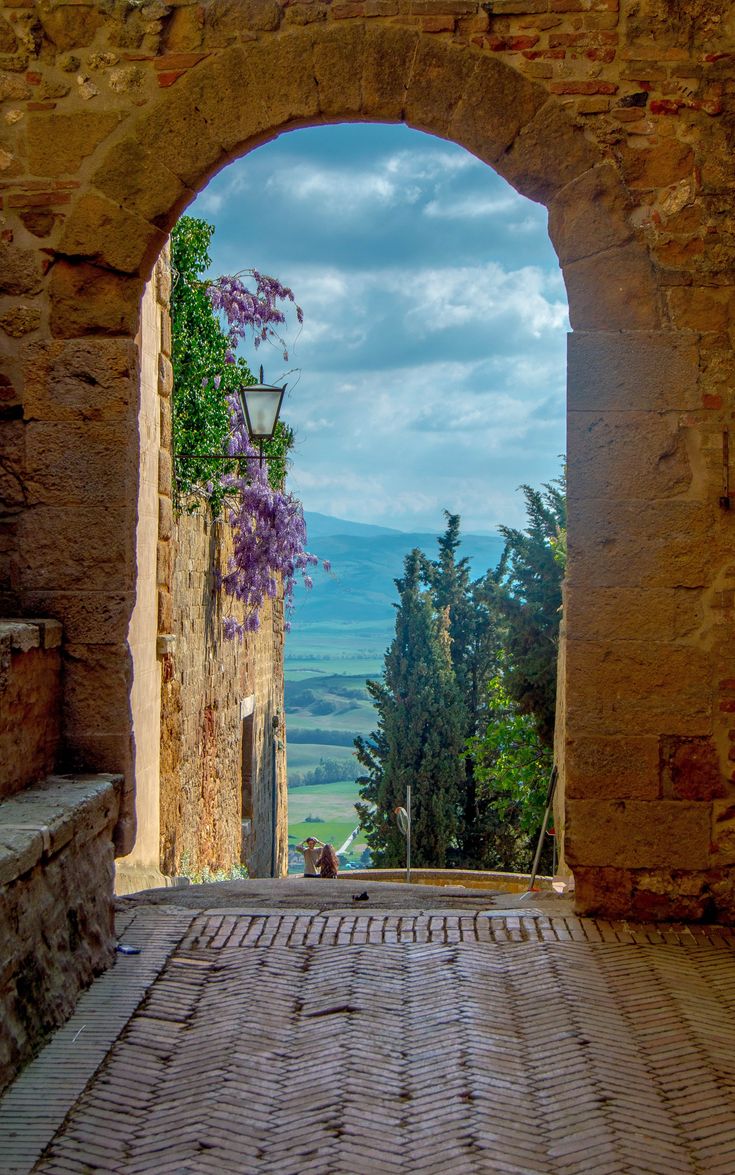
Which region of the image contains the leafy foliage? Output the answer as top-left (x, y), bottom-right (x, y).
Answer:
top-left (468, 673), bottom-right (553, 872)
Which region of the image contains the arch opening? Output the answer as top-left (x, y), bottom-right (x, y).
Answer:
top-left (9, 22), bottom-right (726, 920)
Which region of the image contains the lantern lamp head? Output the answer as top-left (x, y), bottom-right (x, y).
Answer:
top-left (238, 366), bottom-right (286, 443)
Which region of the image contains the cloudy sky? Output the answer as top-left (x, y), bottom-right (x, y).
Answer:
top-left (190, 123), bottom-right (568, 534)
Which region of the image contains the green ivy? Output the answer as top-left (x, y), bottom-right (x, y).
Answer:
top-left (170, 215), bottom-right (291, 511)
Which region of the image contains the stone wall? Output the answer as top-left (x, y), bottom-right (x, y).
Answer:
top-left (0, 773), bottom-right (121, 1096)
top-left (160, 513), bottom-right (288, 880)
top-left (1, 0), bottom-right (735, 917)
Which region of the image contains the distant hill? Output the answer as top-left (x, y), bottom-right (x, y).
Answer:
top-left (303, 511), bottom-right (401, 539)
top-left (289, 512), bottom-right (506, 633)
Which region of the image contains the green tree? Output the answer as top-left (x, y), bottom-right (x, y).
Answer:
top-left (492, 475), bottom-right (566, 746)
top-left (355, 550), bottom-right (466, 867)
top-left (468, 673), bottom-right (553, 872)
top-left (420, 512), bottom-right (503, 867)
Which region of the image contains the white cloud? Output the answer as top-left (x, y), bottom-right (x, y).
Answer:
top-left (423, 192), bottom-right (523, 220)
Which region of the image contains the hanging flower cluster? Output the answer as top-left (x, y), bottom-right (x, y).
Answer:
top-left (219, 396), bottom-right (329, 639)
top-left (207, 269), bottom-right (303, 363)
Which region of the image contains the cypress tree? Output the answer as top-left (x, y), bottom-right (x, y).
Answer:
top-left (355, 549), bottom-right (466, 867)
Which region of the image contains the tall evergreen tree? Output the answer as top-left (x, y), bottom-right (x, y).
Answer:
top-left (420, 512), bottom-right (503, 866)
top-left (491, 476), bottom-right (566, 746)
top-left (355, 550), bottom-right (466, 867)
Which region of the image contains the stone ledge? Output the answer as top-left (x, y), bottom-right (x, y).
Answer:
top-left (0, 618), bottom-right (62, 654)
top-left (0, 773), bottom-right (122, 887)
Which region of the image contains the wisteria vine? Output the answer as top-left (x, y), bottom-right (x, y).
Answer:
top-left (171, 217), bottom-right (324, 637)
top-left (219, 394), bottom-right (329, 640)
top-left (207, 268), bottom-right (303, 364)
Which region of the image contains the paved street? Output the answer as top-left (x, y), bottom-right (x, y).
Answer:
top-left (2, 883), bottom-right (735, 1174)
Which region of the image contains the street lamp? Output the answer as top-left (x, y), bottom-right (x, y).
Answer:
top-left (237, 366), bottom-right (286, 452)
top-left (176, 366), bottom-right (287, 468)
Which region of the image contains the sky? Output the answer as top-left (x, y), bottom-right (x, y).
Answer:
top-left (189, 123), bottom-right (568, 535)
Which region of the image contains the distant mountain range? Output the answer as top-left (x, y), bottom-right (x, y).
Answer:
top-left (289, 511), bottom-right (506, 631)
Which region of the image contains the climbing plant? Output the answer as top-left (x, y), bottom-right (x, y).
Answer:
top-left (170, 214), bottom-right (322, 635)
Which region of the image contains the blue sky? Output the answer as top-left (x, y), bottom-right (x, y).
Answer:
top-left (190, 123), bottom-right (568, 534)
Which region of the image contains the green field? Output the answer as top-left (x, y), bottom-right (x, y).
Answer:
top-left (287, 780), bottom-right (369, 873)
top-left (285, 667), bottom-right (376, 871)
top-left (287, 743), bottom-right (358, 773)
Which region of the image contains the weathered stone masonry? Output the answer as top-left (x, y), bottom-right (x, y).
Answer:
top-left (1, 0), bottom-right (735, 920)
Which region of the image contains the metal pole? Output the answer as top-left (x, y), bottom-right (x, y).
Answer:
top-left (525, 765), bottom-right (557, 895)
top-left (406, 784), bottom-right (411, 885)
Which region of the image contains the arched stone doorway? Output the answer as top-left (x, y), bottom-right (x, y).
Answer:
top-left (3, 8), bottom-right (732, 920)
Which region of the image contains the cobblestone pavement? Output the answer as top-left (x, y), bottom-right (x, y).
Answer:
top-left (2, 903), bottom-right (735, 1175)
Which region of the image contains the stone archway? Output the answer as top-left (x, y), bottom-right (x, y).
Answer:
top-left (3, 5), bottom-right (733, 920)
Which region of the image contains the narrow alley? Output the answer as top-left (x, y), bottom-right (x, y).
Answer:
top-left (2, 883), bottom-right (735, 1175)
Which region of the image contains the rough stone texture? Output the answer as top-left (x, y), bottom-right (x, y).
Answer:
top-left (0, 773), bottom-right (121, 1096)
top-left (0, 620), bottom-right (61, 799)
top-left (159, 513), bottom-right (287, 880)
top-left (1, 1), bottom-right (734, 918)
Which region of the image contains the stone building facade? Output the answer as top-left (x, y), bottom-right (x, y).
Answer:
top-left (115, 255), bottom-right (288, 892)
top-left (1, 0), bottom-right (735, 921)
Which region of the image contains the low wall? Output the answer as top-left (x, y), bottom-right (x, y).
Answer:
top-left (0, 774), bottom-right (121, 1096)
top-left (343, 869), bottom-right (554, 893)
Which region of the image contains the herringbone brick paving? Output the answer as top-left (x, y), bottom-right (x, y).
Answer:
top-left (3, 909), bottom-right (735, 1174)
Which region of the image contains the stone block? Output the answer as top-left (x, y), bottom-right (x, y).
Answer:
top-left (158, 353), bottom-right (173, 397)
top-left (0, 244), bottom-right (43, 297)
top-left (660, 735), bottom-right (725, 801)
top-left (619, 140), bottom-right (694, 190)
top-left (0, 304), bottom-right (42, 338)
top-left (24, 421), bottom-right (133, 507)
top-left (92, 140), bottom-right (189, 227)
top-left (449, 50), bottom-right (546, 164)
top-left (566, 798), bottom-right (712, 869)
top-left (158, 449), bottom-right (172, 496)
top-left (133, 82), bottom-right (225, 189)
top-left (168, 45), bottom-right (263, 154)
top-left (22, 337), bottom-right (138, 422)
top-left (567, 410), bottom-right (692, 501)
top-left (245, 29), bottom-right (323, 131)
top-left (58, 192), bottom-right (167, 276)
top-left (49, 262), bottom-right (143, 338)
top-left (0, 420), bottom-right (24, 509)
top-left (25, 111), bottom-right (121, 177)
top-left (22, 591), bottom-right (134, 646)
top-left (37, 5), bottom-right (105, 50)
top-left (572, 865), bottom-right (633, 917)
top-left (312, 23), bottom-right (365, 117)
top-left (564, 637), bottom-right (712, 736)
top-left (711, 801), bottom-right (735, 865)
top-left (667, 285), bottom-right (734, 334)
top-left (567, 499), bottom-right (713, 590)
top-left (563, 241), bottom-right (661, 330)
top-left (567, 330), bottom-right (701, 412)
top-left (548, 162), bottom-right (634, 265)
top-left (565, 585), bottom-right (705, 644)
top-left (18, 506), bottom-right (134, 593)
top-left (404, 38), bottom-right (479, 137)
top-left (500, 99), bottom-right (600, 204)
top-left (564, 734), bottom-right (661, 799)
top-left (362, 24), bottom-right (419, 120)
top-left (62, 646), bottom-right (131, 739)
